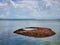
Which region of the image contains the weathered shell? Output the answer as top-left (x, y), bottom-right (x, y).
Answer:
top-left (14, 27), bottom-right (56, 38)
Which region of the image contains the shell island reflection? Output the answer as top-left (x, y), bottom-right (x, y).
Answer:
top-left (14, 27), bottom-right (56, 38)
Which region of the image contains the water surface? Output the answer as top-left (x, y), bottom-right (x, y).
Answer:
top-left (0, 19), bottom-right (60, 45)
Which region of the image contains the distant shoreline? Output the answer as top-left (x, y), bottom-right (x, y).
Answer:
top-left (0, 19), bottom-right (60, 21)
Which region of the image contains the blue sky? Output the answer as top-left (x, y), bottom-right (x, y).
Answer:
top-left (0, 0), bottom-right (60, 19)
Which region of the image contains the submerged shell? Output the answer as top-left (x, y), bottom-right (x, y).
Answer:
top-left (14, 27), bottom-right (56, 38)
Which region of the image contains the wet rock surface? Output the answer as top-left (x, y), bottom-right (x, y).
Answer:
top-left (14, 27), bottom-right (56, 38)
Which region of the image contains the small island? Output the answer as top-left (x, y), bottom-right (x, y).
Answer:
top-left (14, 27), bottom-right (56, 38)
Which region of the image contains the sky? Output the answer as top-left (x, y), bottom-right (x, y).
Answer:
top-left (0, 0), bottom-right (60, 19)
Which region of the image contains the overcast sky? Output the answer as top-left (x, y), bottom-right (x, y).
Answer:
top-left (0, 0), bottom-right (60, 19)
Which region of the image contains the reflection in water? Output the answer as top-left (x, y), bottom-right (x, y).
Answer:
top-left (0, 19), bottom-right (60, 45)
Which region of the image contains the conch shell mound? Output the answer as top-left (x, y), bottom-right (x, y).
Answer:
top-left (14, 27), bottom-right (56, 38)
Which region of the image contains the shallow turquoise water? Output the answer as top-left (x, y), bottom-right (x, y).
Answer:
top-left (0, 19), bottom-right (60, 45)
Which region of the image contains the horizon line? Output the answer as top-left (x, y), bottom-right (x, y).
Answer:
top-left (0, 19), bottom-right (60, 21)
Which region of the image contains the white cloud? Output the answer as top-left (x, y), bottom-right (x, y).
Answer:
top-left (0, 0), bottom-right (60, 19)
top-left (43, 0), bottom-right (60, 7)
top-left (0, 3), bottom-right (8, 8)
top-left (9, 0), bottom-right (38, 8)
top-left (9, 0), bottom-right (40, 16)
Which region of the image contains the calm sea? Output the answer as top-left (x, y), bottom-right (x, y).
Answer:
top-left (0, 19), bottom-right (60, 45)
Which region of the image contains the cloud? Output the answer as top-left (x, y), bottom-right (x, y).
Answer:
top-left (0, 3), bottom-right (7, 8)
top-left (7, 0), bottom-right (60, 18)
top-left (0, 0), bottom-right (60, 19)
top-left (9, 0), bottom-right (40, 16)
top-left (42, 0), bottom-right (60, 7)
top-left (10, 0), bottom-right (38, 8)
